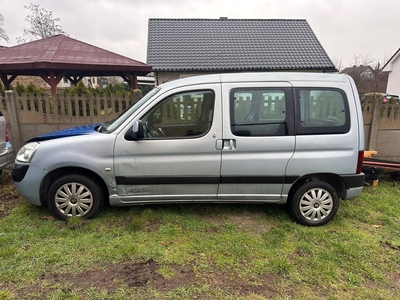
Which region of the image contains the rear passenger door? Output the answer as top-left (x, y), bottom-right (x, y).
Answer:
top-left (218, 82), bottom-right (295, 201)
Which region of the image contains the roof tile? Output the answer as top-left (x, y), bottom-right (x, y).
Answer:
top-left (0, 34), bottom-right (152, 73)
top-left (147, 18), bottom-right (336, 72)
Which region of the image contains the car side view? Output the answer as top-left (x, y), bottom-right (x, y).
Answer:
top-left (12, 73), bottom-right (365, 226)
top-left (0, 111), bottom-right (14, 174)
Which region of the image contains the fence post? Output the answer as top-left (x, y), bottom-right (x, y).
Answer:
top-left (367, 96), bottom-right (380, 151)
top-left (5, 90), bottom-right (23, 152)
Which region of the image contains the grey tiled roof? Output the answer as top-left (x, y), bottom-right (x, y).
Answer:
top-left (147, 18), bottom-right (336, 72)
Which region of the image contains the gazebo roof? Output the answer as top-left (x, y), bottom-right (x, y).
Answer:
top-left (0, 34), bottom-right (152, 93)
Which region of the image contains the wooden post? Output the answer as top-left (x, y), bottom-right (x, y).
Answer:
top-left (122, 72), bottom-right (138, 90)
top-left (5, 90), bottom-right (23, 152)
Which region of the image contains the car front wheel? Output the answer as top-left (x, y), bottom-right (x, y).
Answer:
top-left (48, 174), bottom-right (105, 220)
top-left (288, 180), bottom-right (339, 226)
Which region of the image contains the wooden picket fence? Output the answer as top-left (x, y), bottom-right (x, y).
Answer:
top-left (3, 91), bottom-right (400, 162)
top-left (1, 92), bottom-right (142, 125)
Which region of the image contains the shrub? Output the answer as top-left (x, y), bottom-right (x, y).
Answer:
top-left (25, 82), bottom-right (46, 96)
top-left (14, 82), bottom-right (26, 96)
top-left (6, 81), bottom-right (148, 99)
top-left (0, 82), bottom-right (5, 96)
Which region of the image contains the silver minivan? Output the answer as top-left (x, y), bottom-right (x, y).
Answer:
top-left (12, 73), bottom-right (365, 226)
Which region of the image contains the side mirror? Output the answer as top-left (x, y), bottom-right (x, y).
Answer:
top-left (133, 120), bottom-right (145, 139)
top-left (125, 120), bottom-right (145, 140)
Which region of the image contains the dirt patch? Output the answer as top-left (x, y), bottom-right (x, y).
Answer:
top-left (0, 171), bottom-right (23, 219)
top-left (10, 259), bottom-right (278, 298)
top-left (226, 211), bottom-right (273, 234)
top-left (200, 270), bottom-right (278, 297)
top-left (200, 209), bottom-right (273, 235)
top-left (380, 240), bottom-right (400, 251)
top-left (42, 259), bottom-right (165, 291)
top-left (388, 272), bottom-right (400, 289)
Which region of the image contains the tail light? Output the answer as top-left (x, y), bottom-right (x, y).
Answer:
top-left (356, 150), bottom-right (364, 174)
top-left (5, 124), bottom-right (9, 142)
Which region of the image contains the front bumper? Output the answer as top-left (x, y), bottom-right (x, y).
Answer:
top-left (12, 162), bottom-right (47, 206)
top-left (0, 141), bottom-right (14, 170)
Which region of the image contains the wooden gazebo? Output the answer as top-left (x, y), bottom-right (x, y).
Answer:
top-left (0, 34), bottom-right (152, 94)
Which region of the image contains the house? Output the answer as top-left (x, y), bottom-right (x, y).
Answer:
top-left (340, 65), bottom-right (381, 94)
top-left (341, 65), bottom-right (375, 79)
top-left (341, 65), bottom-right (389, 95)
top-left (147, 18), bottom-right (337, 85)
top-left (382, 48), bottom-right (400, 96)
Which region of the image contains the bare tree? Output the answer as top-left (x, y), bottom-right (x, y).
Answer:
top-left (0, 14), bottom-right (9, 42)
top-left (352, 54), bottom-right (375, 68)
top-left (331, 56), bottom-right (343, 72)
top-left (16, 3), bottom-right (68, 44)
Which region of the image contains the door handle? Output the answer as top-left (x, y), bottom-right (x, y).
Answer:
top-left (229, 139), bottom-right (235, 150)
top-left (216, 139), bottom-right (236, 150)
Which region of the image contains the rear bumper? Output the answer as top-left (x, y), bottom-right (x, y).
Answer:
top-left (341, 173), bottom-right (365, 200)
top-left (344, 186), bottom-right (364, 200)
top-left (341, 173), bottom-right (365, 189)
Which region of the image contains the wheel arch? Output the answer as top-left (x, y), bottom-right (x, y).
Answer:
top-left (288, 173), bottom-right (346, 203)
top-left (40, 167), bottom-right (109, 206)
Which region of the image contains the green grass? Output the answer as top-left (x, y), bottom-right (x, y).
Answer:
top-left (0, 171), bottom-right (399, 299)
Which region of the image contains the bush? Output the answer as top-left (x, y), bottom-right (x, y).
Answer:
top-left (25, 82), bottom-right (46, 96)
top-left (6, 81), bottom-right (149, 99)
top-left (0, 82), bottom-right (4, 96)
top-left (14, 82), bottom-right (26, 96)
top-left (63, 81), bottom-right (91, 96)
top-left (10, 82), bottom-right (47, 96)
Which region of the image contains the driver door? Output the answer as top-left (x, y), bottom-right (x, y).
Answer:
top-left (113, 85), bottom-right (222, 203)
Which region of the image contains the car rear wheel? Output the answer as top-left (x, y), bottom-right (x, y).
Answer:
top-left (288, 180), bottom-right (339, 226)
top-left (48, 174), bottom-right (104, 220)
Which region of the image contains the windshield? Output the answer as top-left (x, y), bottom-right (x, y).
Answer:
top-left (102, 87), bottom-right (160, 132)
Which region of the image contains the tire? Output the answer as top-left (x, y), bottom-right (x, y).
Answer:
top-left (48, 174), bottom-right (105, 220)
top-left (288, 180), bottom-right (339, 226)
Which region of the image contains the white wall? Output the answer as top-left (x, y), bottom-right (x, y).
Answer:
top-left (384, 52), bottom-right (400, 96)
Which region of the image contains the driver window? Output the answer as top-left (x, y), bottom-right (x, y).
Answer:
top-left (141, 90), bottom-right (215, 138)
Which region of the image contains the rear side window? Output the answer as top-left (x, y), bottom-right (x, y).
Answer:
top-left (295, 88), bottom-right (350, 135)
top-left (230, 88), bottom-right (292, 136)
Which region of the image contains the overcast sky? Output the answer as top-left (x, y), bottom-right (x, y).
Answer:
top-left (1, 0), bottom-right (399, 70)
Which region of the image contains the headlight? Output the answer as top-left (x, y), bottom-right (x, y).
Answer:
top-left (16, 142), bottom-right (40, 163)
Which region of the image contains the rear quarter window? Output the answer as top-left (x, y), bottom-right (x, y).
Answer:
top-left (295, 88), bottom-right (350, 135)
top-left (230, 88), bottom-right (292, 136)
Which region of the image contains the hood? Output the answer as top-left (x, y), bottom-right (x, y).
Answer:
top-left (28, 123), bottom-right (101, 142)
